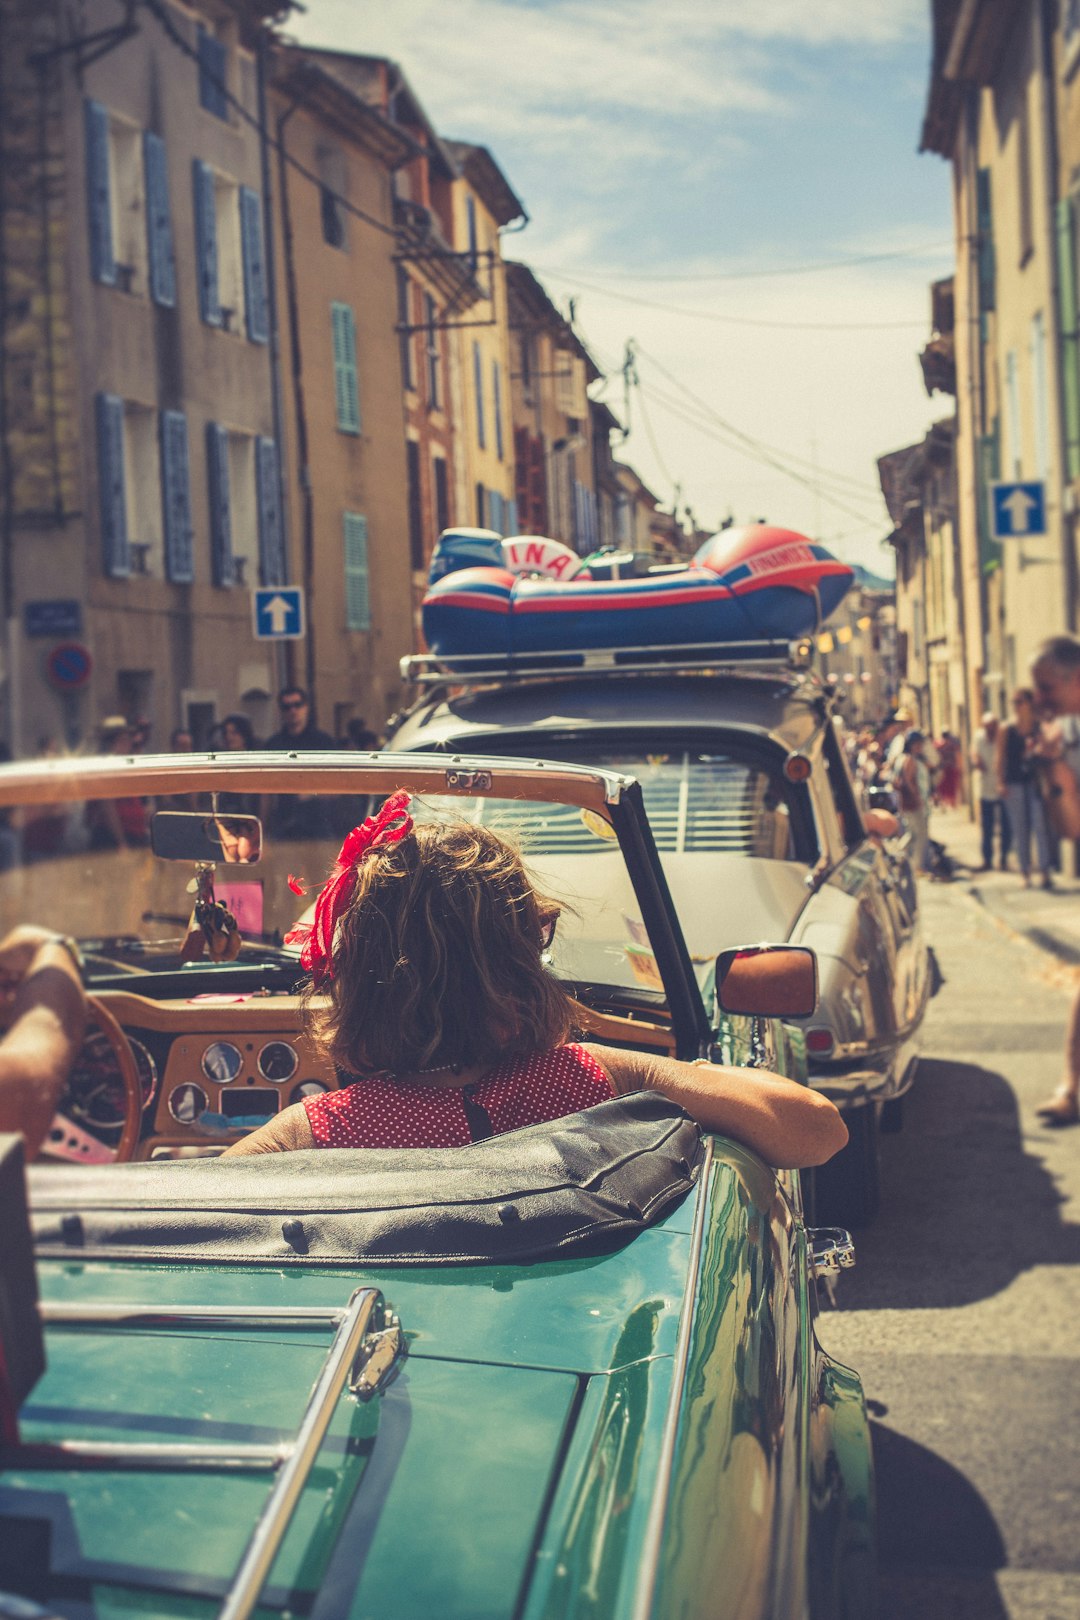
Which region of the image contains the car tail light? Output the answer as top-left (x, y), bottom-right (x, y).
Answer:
top-left (783, 752), bottom-right (812, 783)
top-left (806, 1028), bottom-right (834, 1055)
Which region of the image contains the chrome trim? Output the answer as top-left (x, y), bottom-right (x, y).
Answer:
top-left (630, 1135), bottom-right (714, 1620)
top-left (808, 1226), bottom-right (856, 1279)
top-left (400, 639), bottom-right (804, 685)
top-left (257, 1041), bottom-right (298, 1084)
top-left (14, 1291), bottom-right (408, 1620)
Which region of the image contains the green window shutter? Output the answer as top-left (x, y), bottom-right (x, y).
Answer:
top-left (331, 302), bottom-right (361, 433)
top-left (976, 167), bottom-right (995, 313)
top-left (1058, 197), bottom-right (1080, 481)
top-left (978, 417), bottom-right (1003, 575)
top-left (343, 512), bottom-right (370, 630)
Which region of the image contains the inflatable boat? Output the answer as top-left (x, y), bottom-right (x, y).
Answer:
top-left (421, 524), bottom-right (854, 660)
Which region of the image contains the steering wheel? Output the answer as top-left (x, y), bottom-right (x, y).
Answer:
top-left (29, 995), bottom-right (143, 1165)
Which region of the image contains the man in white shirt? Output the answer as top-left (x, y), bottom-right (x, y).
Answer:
top-left (970, 712), bottom-right (1010, 871)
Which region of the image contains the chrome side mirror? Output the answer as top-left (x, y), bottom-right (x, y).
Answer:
top-left (715, 943), bottom-right (818, 1018)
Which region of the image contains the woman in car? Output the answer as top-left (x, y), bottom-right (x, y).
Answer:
top-left (224, 794), bottom-right (847, 1169)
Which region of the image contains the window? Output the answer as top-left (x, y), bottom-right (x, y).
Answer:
top-left (1018, 92), bottom-right (1034, 265)
top-left (466, 194), bottom-right (478, 269)
top-left (205, 425), bottom-right (268, 587)
top-left (475, 482), bottom-right (486, 527)
top-left (397, 270), bottom-right (415, 390)
top-left (317, 144), bottom-right (347, 250)
top-left (976, 167), bottom-right (995, 313)
top-left (425, 294), bottom-right (440, 408)
top-left (193, 164), bottom-right (268, 340)
top-left (96, 397), bottom-right (198, 581)
top-left (519, 331), bottom-right (532, 390)
top-left (473, 341), bottom-right (485, 448)
top-left (198, 25), bottom-right (229, 121)
top-left (1059, 196), bottom-right (1080, 480)
top-left (1066, 0), bottom-right (1080, 79)
top-left (86, 102), bottom-right (164, 299)
top-left (555, 352), bottom-right (584, 417)
top-left (1031, 309), bottom-right (1051, 481)
top-left (489, 488), bottom-right (504, 535)
top-left (493, 360), bottom-right (504, 461)
top-left (1005, 349), bottom-right (1023, 477)
top-left (407, 439), bottom-right (424, 570)
top-left (331, 301), bottom-right (361, 433)
top-left (343, 512), bottom-right (371, 630)
top-left (433, 455), bottom-right (450, 535)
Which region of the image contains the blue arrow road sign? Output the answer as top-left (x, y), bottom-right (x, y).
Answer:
top-left (253, 586), bottom-right (305, 641)
top-left (991, 481), bottom-right (1047, 539)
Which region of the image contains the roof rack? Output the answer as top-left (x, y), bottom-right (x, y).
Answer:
top-left (401, 636), bottom-right (815, 688)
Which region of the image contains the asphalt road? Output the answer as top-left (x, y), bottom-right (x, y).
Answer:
top-left (815, 875), bottom-right (1080, 1620)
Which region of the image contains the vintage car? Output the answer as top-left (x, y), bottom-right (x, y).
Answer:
top-left (388, 648), bottom-right (932, 1226)
top-left (0, 753), bottom-right (873, 1620)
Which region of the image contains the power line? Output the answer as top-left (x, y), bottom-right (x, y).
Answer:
top-left (631, 344), bottom-right (885, 522)
top-left (539, 267), bottom-right (928, 331)
top-left (533, 240), bottom-right (953, 285)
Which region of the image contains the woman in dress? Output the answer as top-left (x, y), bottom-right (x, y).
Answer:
top-left (224, 794), bottom-right (847, 1169)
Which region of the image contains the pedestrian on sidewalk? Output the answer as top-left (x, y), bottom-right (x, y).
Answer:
top-left (1030, 636), bottom-right (1080, 1125)
top-left (935, 730), bottom-right (962, 808)
top-left (897, 729), bottom-right (932, 873)
top-left (970, 712), bottom-right (1011, 871)
top-left (997, 689), bottom-right (1053, 891)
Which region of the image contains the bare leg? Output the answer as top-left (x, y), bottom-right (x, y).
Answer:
top-left (1037, 982), bottom-right (1080, 1123)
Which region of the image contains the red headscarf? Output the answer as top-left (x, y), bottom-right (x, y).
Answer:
top-left (284, 790), bottom-right (413, 986)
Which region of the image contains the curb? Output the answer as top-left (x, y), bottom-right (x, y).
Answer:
top-left (960, 878), bottom-right (1080, 970)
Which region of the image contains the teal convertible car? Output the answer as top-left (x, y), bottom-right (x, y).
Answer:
top-left (0, 753), bottom-right (874, 1619)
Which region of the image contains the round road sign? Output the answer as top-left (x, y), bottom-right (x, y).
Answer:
top-left (45, 642), bottom-right (93, 689)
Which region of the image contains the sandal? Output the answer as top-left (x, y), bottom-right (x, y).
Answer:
top-left (1035, 1090), bottom-right (1080, 1126)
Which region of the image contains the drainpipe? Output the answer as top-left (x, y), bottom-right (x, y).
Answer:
top-left (256, 36), bottom-right (291, 696)
top-left (1039, 0), bottom-right (1079, 631)
top-left (276, 93), bottom-right (315, 699)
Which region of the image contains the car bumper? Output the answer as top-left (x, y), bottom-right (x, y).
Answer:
top-left (808, 1041), bottom-right (920, 1110)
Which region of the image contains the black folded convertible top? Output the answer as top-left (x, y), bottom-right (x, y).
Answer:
top-left (29, 1093), bottom-right (703, 1266)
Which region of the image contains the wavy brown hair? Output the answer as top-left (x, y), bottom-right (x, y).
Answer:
top-left (305, 819), bottom-right (574, 1077)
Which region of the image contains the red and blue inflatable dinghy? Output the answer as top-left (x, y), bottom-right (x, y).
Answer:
top-left (421, 524), bottom-right (854, 660)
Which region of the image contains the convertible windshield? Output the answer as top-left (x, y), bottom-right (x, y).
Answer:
top-left (0, 776), bottom-right (671, 1009)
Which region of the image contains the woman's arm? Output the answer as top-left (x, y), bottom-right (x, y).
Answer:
top-left (221, 1101), bottom-right (315, 1156)
top-left (0, 927), bottom-right (87, 1159)
top-left (585, 1044), bottom-right (848, 1170)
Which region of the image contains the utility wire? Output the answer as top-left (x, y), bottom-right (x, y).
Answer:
top-left (540, 267), bottom-right (927, 331)
top-left (632, 374), bottom-right (883, 530)
top-left (533, 240), bottom-right (953, 284)
top-left (632, 341), bottom-right (885, 500)
top-left (137, 0), bottom-right (402, 241)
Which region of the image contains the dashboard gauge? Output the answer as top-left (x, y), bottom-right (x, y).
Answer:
top-left (169, 1082), bottom-right (209, 1125)
top-left (291, 1080), bottom-right (328, 1105)
top-left (129, 1037), bottom-right (159, 1113)
top-left (258, 1041), bottom-right (298, 1084)
top-left (201, 1041), bottom-right (243, 1084)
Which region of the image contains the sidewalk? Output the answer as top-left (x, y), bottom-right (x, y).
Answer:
top-left (930, 805), bottom-right (1080, 967)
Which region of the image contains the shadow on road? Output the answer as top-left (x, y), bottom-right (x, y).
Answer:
top-left (872, 1421), bottom-right (1011, 1620)
top-left (836, 1058), bottom-right (1080, 1309)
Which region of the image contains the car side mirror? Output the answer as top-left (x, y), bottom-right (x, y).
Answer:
top-left (715, 944), bottom-right (818, 1018)
top-left (151, 811), bottom-right (262, 864)
top-left (865, 807), bottom-right (900, 840)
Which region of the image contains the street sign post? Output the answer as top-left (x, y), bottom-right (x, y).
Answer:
top-left (44, 643), bottom-right (93, 689)
top-left (991, 481), bottom-right (1047, 539)
top-left (252, 586), bottom-right (305, 641)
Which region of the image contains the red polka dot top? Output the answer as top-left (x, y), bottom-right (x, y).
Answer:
top-left (303, 1043), bottom-right (615, 1149)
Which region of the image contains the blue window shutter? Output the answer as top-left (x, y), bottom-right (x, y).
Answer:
top-left (343, 512), bottom-right (371, 630)
top-left (160, 410), bottom-right (194, 582)
top-left (331, 302), bottom-right (361, 432)
top-left (505, 497), bottom-right (518, 536)
top-left (489, 489), bottom-right (504, 535)
top-left (493, 360), bottom-right (504, 460)
top-left (193, 160), bottom-right (221, 327)
top-left (143, 131), bottom-right (176, 309)
top-left (473, 341), bottom-right (485, 448)
top-left (85, 100), bottom-right (116, 286)
top-left (197, 26), bottom-right (229, 120)
top-left (206, 422), bottom-right (233, 585)
top-left (239, 186), bottom-right (269, 344)
top-left (256, 437), bottom-right (286, 584)
top-left (95, 393), bottom-right (129, 577)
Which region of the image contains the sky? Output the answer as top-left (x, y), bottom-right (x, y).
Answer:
top-left (291, 0), bottom-right (954, 575)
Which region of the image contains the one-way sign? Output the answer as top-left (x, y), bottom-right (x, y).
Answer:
top-left (253, 586), bottom-right (305, 640)
top-left (991, 480), bottom-right (1047, 539)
